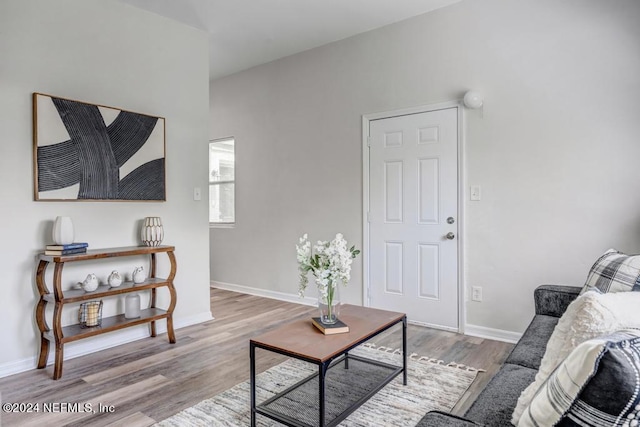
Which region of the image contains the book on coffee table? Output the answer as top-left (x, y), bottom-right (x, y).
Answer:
top-left (311, 317), bottom-right (349, 335)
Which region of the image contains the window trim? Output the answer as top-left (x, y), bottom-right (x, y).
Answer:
top-left (209, 137), bottom-right (235, 227)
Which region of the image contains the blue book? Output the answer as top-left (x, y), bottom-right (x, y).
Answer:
top-left (44, 247), bottom-right (88, 256)
top-left (45, 242), bottom-right (89, 250)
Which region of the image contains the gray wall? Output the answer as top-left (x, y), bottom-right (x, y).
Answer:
top-left (210, 0), bottom-right (640, 334)
top-left (0, 0), bottom-right (211, 375)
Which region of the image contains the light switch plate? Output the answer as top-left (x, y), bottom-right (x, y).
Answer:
top-left (470, 185), bottom-right (481, 201)
top-left (193, 187), bottom-right (201, 201)
top-left (471, 286), bottom-right (483, 302)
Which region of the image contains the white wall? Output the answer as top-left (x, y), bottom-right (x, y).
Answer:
top-left (0, 0), bottom-right (211, 375)
top-left (210, 0), bottom-right (640, 335)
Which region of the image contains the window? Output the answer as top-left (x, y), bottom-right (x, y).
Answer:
top-left (209, 138), bottom-right (235, 224)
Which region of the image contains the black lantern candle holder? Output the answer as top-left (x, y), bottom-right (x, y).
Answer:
top-left (78, 300), bottom-right (103, 328)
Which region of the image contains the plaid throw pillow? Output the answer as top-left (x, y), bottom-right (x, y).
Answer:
top-left (582, 249), bottom-right (640, 293)
top-left (519, 329), bottom-right (640, 427)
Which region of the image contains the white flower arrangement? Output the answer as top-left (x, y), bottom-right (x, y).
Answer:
top-left (296, 233), bottom-right (360, 320)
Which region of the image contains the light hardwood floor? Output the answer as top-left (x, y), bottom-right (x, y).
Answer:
top-left (0, 288), bottom-right (513, 426)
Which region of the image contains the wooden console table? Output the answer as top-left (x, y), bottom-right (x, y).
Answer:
top-left (35, 245), bottom-right (177, 380)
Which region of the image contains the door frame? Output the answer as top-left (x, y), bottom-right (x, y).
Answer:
top-left (362, 100), bottom-right (466, 333)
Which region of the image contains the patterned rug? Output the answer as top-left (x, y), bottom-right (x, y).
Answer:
top-left (157, 344), bottom-right (483, 426)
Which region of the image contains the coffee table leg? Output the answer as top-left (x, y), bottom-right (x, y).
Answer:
top-left (250, 343), bottom-right (256, 426)
top-left (402, 316), bottom-right (407, 385)
top-left (319, 361), bottom-right (329, 426)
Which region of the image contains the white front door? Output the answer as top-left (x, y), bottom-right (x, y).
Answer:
top-left (367, 107), bottom-right (459, 329)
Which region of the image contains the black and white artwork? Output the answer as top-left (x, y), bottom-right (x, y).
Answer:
top-left (33, 93), bottom-right (166, 201)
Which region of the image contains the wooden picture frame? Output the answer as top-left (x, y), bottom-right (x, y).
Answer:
top-left (33, 93), bottom-right (166, 201)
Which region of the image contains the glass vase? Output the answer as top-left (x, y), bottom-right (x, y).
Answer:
top-left (318, 282), bottom-right (340, 325)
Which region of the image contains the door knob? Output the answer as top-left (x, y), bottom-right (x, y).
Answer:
top-left (446, 232), bottom-right (455, 240)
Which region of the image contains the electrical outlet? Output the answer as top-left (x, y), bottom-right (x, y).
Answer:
top-left (471, 286), bottom-right (483, 302)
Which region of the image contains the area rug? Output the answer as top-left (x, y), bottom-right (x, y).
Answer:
top-left (157, 344), bottom-right (483, 426)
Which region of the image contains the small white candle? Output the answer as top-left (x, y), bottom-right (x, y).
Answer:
top-left (86, 303), bottom-right (99, 327)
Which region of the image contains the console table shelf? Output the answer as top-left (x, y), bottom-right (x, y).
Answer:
top-left (35, 245), bottom-right (178, 380)
top-left (42, 279), bottom-right (172, 304)
top-left (43, 308), bottom-right (169, 343)
top-left (38, 245), bottom-right (175, 263)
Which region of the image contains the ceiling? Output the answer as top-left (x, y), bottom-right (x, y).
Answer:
top-left (118, 0), bottom-right (461, 80)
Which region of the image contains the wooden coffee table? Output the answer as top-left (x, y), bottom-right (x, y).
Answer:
top-left (249, 305), bottom-right (407, 427)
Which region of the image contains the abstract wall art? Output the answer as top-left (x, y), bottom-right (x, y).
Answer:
top-left (33, 93), bottom-right (166, 201)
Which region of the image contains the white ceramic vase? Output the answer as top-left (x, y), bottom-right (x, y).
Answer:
top-left (52, 216), bottom-right (74, 245)
top-left (141, 217), bottom-right (164, 247)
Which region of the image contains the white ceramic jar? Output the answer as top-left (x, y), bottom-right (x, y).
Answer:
top-left (124, 293), bottom-right (141, 319)
top-left (52, 216), bottom-right (74, 245)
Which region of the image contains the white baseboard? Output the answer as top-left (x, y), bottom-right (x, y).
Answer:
top-left (211, 280), bottom-right (316, 306)
top-left (0, 311), bottom-right (213, 379)
top-left (408, 319), bottom-right (459, 333)
top-left (464, 323), bottom-right (522, 344)
top-left (212, 282), bottom-right (523, 344)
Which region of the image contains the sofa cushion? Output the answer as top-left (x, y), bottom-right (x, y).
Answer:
top-left (512, 290), bottom-right (640, 424)
top-left (463, 363), bottom-right (536, 427)
top-left (582, 248), bottom-right (640, 293)
top-left (518, 329), bottom-right (640, 426)
top-left (504, 314), bottom-right (558, 370)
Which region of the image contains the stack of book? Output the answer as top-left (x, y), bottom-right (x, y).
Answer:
top-left (311, 317), bottom-right (350, 335)
top-left (44, 242), bottom-right (89, 256)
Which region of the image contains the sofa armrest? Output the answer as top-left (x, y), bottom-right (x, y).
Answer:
top-left (415, 411), bottom-right (482, 427)
top-left (534, 284), bottom-right (581, 317)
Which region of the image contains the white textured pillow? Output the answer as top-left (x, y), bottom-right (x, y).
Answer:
top-left (511, 290), bottom-right (640, 425)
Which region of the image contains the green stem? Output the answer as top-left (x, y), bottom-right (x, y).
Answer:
top-left (327, 283), bottom-right (334, 319)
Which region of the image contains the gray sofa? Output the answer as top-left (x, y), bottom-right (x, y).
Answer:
top-left (417, 284), bottom-right (582, 426)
